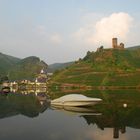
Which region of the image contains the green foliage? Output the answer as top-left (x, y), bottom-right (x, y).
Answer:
top-left (0, 75), bottom-right (9, 84)
top-left (52, 48), bottom-right (140, 86)
top-left (82, 49), bottom-right (140, 71)
top-left (0, 94), bottom-right (45, 118)
top-left (0, 53), bottom-right (48, 80)
top-left (8, 56), bottom-right (48, 80)
top-left (0, 52), bottom-right (20, 75)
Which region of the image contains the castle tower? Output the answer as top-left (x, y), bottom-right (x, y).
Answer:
top-left (119, 43), bottom-right (124, 49)
top-left (112, 38), bottom-right (118, 48)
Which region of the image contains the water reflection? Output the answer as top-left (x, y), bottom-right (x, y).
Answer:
top-left (51, 105), bottom-right (102, 116)
top-left (0, 90), bottom-right (140, 139)
top-left (49, 89), bottom-right (140, 139)
top-left (0, 92), bottom-right (50, 118)
top-left (51, 103), bottom-right (140, 139)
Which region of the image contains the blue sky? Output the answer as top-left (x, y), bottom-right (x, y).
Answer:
top-left (0, 0), bottom-right (140, 64)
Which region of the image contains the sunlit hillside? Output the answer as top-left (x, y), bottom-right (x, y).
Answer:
top-left (51, 47), bottom-right (140, 87)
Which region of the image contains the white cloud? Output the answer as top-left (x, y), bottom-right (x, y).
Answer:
top-left (74, 12), bottom-right (133, 48)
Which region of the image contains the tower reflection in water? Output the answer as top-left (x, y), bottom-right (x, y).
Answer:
top-left (51, 94), bottom-right (140, 139)
top-left (0, 90), bottom-right (140, 139)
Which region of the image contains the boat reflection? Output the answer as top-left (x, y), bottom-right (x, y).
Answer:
top-left (51, 92), bottom-right (140, 139)
top-left (1, 89), bottom-right (140, 139)
top-left (51, 105), bottom-right (102, 116)
top-left (51, 103), bottom-right (137, 139)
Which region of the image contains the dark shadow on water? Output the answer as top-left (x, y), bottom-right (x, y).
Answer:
top-left (49, 89), bottom-right (140, 139)
top-left (0, 90), bottom-right (140, 139)
top-left (0, 92), bottom-right (50, 119)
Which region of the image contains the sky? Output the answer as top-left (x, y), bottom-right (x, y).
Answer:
top-left (0, 0), bottom-right (140, 64)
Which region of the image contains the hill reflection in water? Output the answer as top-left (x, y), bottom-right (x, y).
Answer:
top-left (49, 89), bottom-right (140, 139)
top-left (0, 90), bottom-right (140, 140)
top-left (0, 92), bottom-right (50, 118)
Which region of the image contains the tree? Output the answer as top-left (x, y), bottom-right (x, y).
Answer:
top-left (0, 75), bottom-right (9, 84)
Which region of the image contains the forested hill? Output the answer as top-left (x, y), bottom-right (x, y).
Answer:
top-left (0, 52), bottom-right (20, 75)
top-left (0, 53), bottom-right (48, 80)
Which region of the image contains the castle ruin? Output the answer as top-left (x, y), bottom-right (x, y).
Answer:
top-left (112, 38), bottom-right (124, 49)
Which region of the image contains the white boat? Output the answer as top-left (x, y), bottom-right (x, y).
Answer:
top-left (51, 94), bottom-right (102, 107)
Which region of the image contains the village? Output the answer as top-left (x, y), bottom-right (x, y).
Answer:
top-left (1, 69), bottom-right (53, 93)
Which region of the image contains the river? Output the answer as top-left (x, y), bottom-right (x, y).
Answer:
top-left (0, 89), bottom-right (140, 140)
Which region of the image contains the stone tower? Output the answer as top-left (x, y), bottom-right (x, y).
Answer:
top-left (112, 38), bottom-right (118, 48)
top-left (119, 43), bottom-right (124, 49)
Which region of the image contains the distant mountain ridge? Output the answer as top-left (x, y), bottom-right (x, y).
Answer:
top-left (0, 52), bottom-right (48, 80)
top-left (48, 62), bottom-right (74, 72)
top-left (127, 45), bottom-right (140, 50)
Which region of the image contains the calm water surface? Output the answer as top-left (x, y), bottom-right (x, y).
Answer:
top-left (0, 90), bottom-right (140, 140)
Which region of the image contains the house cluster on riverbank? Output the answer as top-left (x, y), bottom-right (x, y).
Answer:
top-left (2, 69), bottom-right (53, 92)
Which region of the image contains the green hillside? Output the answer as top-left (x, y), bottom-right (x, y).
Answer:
top-left (0, 53), bottom-right (48, 80)
top-left (51, 48), bottom-right (140, 87)
top-left (0, 52), bottom-right (20, 74)
top-left (9, 56), bottom-right (48, 80)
